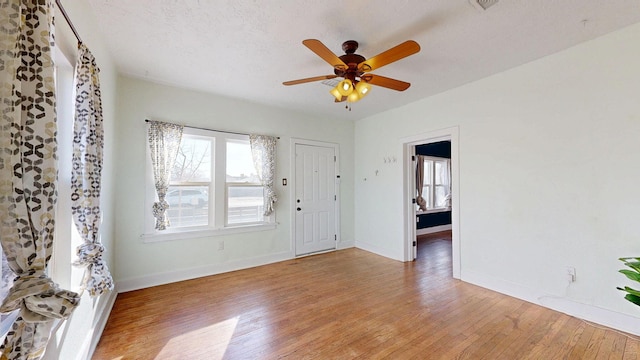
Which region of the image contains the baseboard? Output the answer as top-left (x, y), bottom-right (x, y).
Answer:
top-left (355, 240), bottom-right (403, 261)
top-left (337, 238), bottom-right (355, 250)
top-left (83, 290), bottom-right (117, 360)
top-left (117, 251), bottom-right (294, 293)
top-left (416, 224), bottom-right (452, 236)
top-left (463, 270), bottom-right (640, 337)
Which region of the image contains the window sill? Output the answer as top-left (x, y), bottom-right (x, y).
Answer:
top-left (417, 208), bottom-right (451, 215)
top-left (141, 223), bottom-right (277, 243)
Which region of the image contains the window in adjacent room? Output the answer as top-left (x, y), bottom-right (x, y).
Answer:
top-left (420, 157), bottom-right (451, 211)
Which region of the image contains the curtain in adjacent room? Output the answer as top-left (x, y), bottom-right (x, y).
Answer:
top-left (71, 43), bottom-right (114, 297)
top-left (415, 155), bottom-right (427, 211)
top-left (0, 1), bottom-right (80, 358)
top-left (147, 121), bottom-right (184, 230)
top-left (249, 135), bottom-right (278, 216)
top-left (445, 160), bottom-right (452, 208)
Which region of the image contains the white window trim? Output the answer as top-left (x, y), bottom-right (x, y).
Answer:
top-left (142, 127), bottom-right (275, 242)
top-left (416, 208), bottom-right (451, 215)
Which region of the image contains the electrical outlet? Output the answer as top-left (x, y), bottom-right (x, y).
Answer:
top-left (218, 240), bottom-right (224, 251)
top-left (566, 266), bottom-right (576, 283)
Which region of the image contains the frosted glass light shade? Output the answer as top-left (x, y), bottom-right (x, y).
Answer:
top-left (355, 81), bottom-right (372, 99)
top-left (337, 79), bottom-right (354, 96)
top-left (347, 91), bottom-right (360, 103)
top-left (329, 86), bottom-right (343, 101)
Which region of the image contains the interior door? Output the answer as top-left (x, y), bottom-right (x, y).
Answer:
top-left (294, 144), bottom-right (336, 256)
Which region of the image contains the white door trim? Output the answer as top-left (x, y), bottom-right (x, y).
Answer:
top-left (290, 138), bottom-right (340, 256)
top-left (401, 126), bottom-right (460, 279)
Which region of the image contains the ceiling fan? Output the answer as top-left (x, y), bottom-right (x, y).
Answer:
top-left (283, 39), bottom-right (420, 106)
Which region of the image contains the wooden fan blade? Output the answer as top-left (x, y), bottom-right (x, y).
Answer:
top-left (358, 40), bottom-right (420, 72)
top-left (283, 75), bottom-right (338, 86)
top-left (334, 96), bottom-right (347, 103)
top-left (364, 74), bottom-right (411, 91)
top-left (303, 39), bottom-right (348, 70)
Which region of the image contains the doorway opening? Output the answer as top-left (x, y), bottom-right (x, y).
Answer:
top-left (402, 127), bottom-right (460, 279)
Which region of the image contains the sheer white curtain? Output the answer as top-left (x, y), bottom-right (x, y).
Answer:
top-left (71, 43), bottom-right (114, 297)
top-left (249, 135), bottom-right (278, 216)
top-left (147, 121), bottom-right (184, 230)
top-left (434, 159), bottom-right (451, 209)
top-left (0, 1), bottom-right (80, 358)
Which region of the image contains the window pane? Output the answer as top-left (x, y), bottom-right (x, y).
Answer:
top-left (435, 160), bottom-right (448, 185)
top-left (423, 160), bottom-right (432, 185)
top-left (226, 141), bottom-right (259, 183)
top-left (434, 185), bottom-right (447, 208)
top-left (435, 161), bottom-right (443, 185)
top-left (227, 185), bottom-right (264, 225)
top-left (166, 186), bottom-right (209, 227)
top-left (421, 185), bottom-right (430, 209)
top-left (172, 137), bottom-right (212, 182)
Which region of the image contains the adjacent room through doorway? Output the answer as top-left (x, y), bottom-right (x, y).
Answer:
top-left (414, 141), bottom-right (452, 268)
top-left (402, 126), bottom-right (460, 278)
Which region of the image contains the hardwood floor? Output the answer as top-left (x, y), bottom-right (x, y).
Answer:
top-left (93, 232), bottom-right (640, 359)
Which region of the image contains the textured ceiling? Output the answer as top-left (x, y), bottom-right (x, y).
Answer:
top-left (86, 0), bottom-right (640, 121)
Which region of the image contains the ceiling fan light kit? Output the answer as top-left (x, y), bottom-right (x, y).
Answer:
top-left (284, 39), bottom-right (420, 109)
top-left (336, 79), bottom-right (354, 96)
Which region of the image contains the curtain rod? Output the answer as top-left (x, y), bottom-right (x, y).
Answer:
top-left (144, 119), bottom-right (279, 139)
top-left (55, 0), bottom-right (82, 44)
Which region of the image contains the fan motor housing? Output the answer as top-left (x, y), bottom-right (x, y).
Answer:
top-left (335, 40), bottom-right (366, 79)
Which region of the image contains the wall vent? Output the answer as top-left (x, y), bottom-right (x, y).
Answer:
top-left (321, 79), bottom-right (340, 87)
top-left (469, 0), bottom-right (499, 11)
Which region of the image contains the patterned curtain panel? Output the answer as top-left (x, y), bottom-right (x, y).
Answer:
top-left (71, 43), bottom-right (114, 297)
top-left (0, 1), bottom-right (80, 359)
top-left (249, 135), bottom-right (278, 216)
top-left (147, 121), bottom-right (183, 230)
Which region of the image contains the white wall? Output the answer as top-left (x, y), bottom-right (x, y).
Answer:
top-left (354, 22), bottom-right (640, 335)
top-left (113, 76), bottom-right (355, 290)
top-left (44, 1), bottom-right (118, 359)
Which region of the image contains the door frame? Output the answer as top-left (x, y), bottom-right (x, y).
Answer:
top-left (290, 138), bottom-right (341, 257)
top-left (402, 126), bottom-right (460, 279)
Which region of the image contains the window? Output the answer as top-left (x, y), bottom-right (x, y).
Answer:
top-left (146, 128), bottom-right (274, 240)
top-left (51, 46), bottom-right (84, 292)
top-left (419, 157), bottom-right (451, 211)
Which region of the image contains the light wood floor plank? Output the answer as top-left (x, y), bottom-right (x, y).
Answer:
top-left (92, 232), bottom-right (640, 359)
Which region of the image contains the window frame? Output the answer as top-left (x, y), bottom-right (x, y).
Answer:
top-left (142, 127), bottom-right (276, 243)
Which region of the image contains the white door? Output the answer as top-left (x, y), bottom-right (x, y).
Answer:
top-left (294, 144), bottom-right (336, 256)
